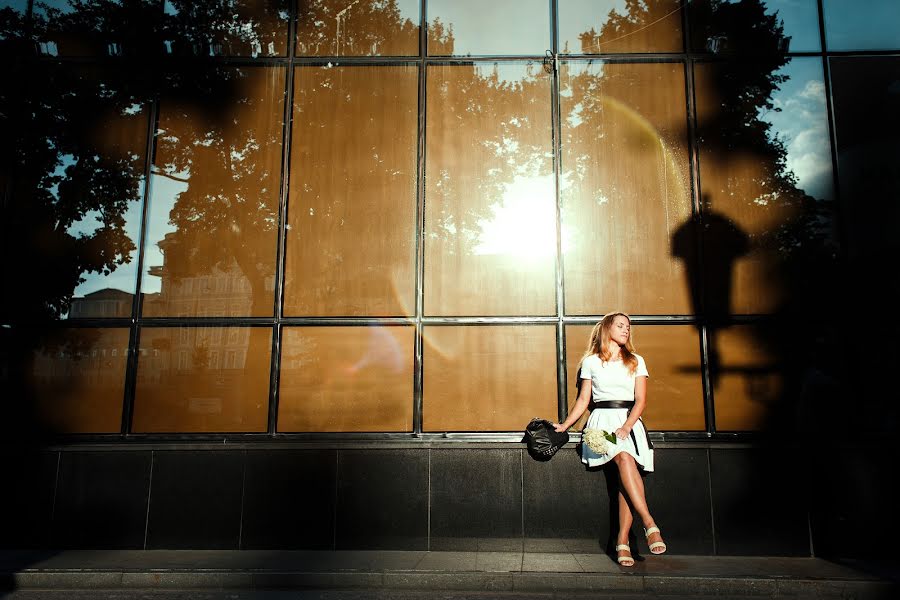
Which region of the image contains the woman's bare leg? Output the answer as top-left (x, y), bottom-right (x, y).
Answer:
top-left (613, 452), bottom-right (665, 549)
top-left (617, 490), bottom-right (632, 545)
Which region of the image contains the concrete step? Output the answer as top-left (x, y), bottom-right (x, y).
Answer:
top-left (1, 550), bottom-right (897, 599)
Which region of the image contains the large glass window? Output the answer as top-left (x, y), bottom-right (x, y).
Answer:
top-left (560, 60), bottom-right (693, 315)
top-left (425, 63), bottom-right (556, 316)
top-left (27, 328), bottom-right (130, 433)
top-left (296, 0), bottom-right (420, 56)
top-left (558, 0), bottom-right (684, 54)
top-left (6, 1), bottom-right (872, 438)
top-left (830, 56), bottom-right (900, 259)
top-left (142, 66), bottom-right (285, 318)
top-left (824, 0), bottom-right (900, 51)
top-left (133, 326), bottom-right (272, 432)
top-left (694, 58), bottom-right (836, 315)
top-left (278, 326), bottom-right (414, 432)
top-left (689, 0), bottom-right (820, 54)
top-left (284, 65), bottom-right (418, 317)
top-left (427, 0), bottom-right (550, 56)
top-left (423, 325), bottom-right (557, 432)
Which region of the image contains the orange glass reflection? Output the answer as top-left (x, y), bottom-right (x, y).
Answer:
top-left (695, 60), bottom-right (834, 315)
top-left (711, 325), bottom-right (785, 432)
top-left (560, 61), bottom-right (693, 315)
top-left (558, 0), bottom-right (684, 54)
top-left (132, 327), bottom-right (272, 432)
top-left (423, 325), bottom-right (557, 431)
top-left (425, 63), bottom-right (556, 316)
top-left (296, 0), bottom-right (420, 56)
top-left (27, 328), bottom-right (129, 433)
top-left (278, 326), bottom-right (414, 432)
top-left (142, 67), bottom-right (285, 318)
top-left (284, 65), bottom-right (417, 317)
top-left (565, 324), bottom-right (705, 432)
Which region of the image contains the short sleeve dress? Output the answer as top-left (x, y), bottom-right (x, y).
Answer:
top-left (579, 353), bottom-right (654, 471)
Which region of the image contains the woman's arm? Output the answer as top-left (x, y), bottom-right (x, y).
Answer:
top-left (616, 375), bottom-right (648, 439)
top-left (554, 376), bottom-right (591, 432)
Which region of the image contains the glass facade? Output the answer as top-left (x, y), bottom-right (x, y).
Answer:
top-left (1, 0), bottom-right (897, 439)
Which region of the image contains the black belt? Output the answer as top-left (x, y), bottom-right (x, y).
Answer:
top-left (586, 400), bottom-right (653, 453)
top-left (590, 400), bottom-right (635, 410)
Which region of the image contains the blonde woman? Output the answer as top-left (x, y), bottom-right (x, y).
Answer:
top-left (553, 312), bottom-right (666, 566)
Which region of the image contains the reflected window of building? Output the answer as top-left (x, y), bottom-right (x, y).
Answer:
top-left (830, 56), bottom-right (900, 260)
top-left (142, 66), bottom-right (285, 318)
top-left (560, 60), bottom-right (693, 315)
top-left (296, 0), bottom-right (419, 56)
top-left (824, 0), bottom-right (900, 51)
top-left (31, 0), bottom-right (165, 57)
top-left (423, 325), bottom-right (556, 431)
top-left (694, 58), bottom-right (836, 315)
top-left (425, 63), bottom-right (556, 316)
top-left (689, 0), bottom-right (819, 54)
top-left (278, 326), bottom-right (414, 432)
top-left (26, 328), bottom-right (130, 433)
top-left (162, 0), bottom-right (290, 57)
top-left (565, 323), bottom-right (705, 431)
top-left (133, 326), bottom-right (272, 432)
top-left (558, 0), bottom-right (684, 54)
top-left (427, 0), bottom-right (549, 56)
top-left (284, 65), bottom-right (417, 317)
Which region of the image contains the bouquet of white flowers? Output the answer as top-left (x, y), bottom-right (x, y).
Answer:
top-left (582, 428), bottom-right (618, 455)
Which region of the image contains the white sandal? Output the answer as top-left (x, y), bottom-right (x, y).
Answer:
top-left (616, 543), bottom-right (634, 566)
top-left (644, 526), bottom-right (667, 555)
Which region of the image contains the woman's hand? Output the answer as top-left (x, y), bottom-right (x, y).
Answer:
top-left (553, 423), bottom-right (567, 433)
top-left (615, 426), bottom-right (631, 440)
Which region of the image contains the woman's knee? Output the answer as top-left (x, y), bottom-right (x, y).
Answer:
top-left (614, 452), bottom-right (636, 467)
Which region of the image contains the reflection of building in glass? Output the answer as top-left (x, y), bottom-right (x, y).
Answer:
top-left (69, 288), bottom-right (134, 319)
top-left (32, 340), bottom-right (128, 388)
top-left (144, 232), bottom-right (274, 317)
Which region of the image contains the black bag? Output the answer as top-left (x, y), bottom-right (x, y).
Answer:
top-left (524, 418), bottom-right (569, 460)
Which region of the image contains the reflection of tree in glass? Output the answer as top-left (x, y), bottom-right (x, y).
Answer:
top-left (576, 0), bottom-right (684, 54)
top-left (426, 16), bottom-right (453, 55)
top-left (148, 66), bottom-right (282, 318)
top-left (297, 0), bottom-right (417, 56)
top-left (427, 63), bottom-right (552, 252)
top-left (1, 64), bottom-right (145, 324)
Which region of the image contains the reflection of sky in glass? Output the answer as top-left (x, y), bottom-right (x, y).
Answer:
top-left (427, 0), bottom-right (550, 56)
top-left (753, 0), bottom-right (821, 52)
top-left (396, 0), bottom-right (419, 22)
top-left (759, 57), bottom-right (833, 201)
top-left (141, 169), bottom-right (188, 295)
top-left (824, 0), bottom-right (900, 51)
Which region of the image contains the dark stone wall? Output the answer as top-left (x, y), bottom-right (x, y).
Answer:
top-left (0, 443), bottom-right (869, 557)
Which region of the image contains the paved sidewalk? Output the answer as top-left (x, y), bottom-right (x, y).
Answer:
top-left (1, 550), bottom-right (898, 599)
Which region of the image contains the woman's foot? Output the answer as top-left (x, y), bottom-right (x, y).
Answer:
top-left (644, 525), bottom-right (667, 555)
top-left (615, 543), bottom-right (634, 567)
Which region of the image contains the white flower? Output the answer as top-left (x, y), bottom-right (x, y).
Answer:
top-left (583, 428), bottom-right (617, 455)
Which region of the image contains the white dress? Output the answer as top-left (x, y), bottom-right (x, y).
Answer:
top-left (579, 353), bottom-right (654, 472)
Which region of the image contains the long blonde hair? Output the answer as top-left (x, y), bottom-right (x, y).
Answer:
top-left (580, 312), bottom-right (639, 374)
